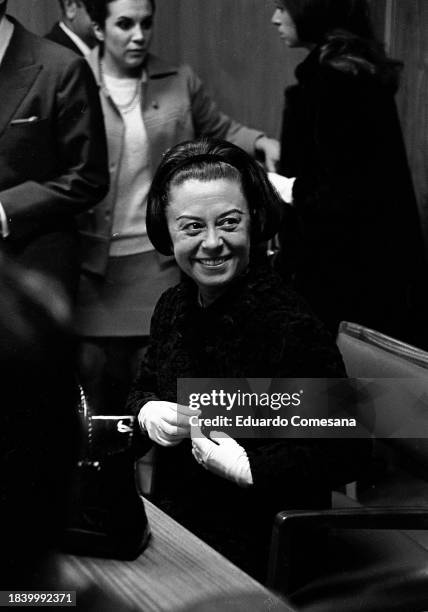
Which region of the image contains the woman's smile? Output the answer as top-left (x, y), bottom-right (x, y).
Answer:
top-left (194, 255), bottom-right (232, 268)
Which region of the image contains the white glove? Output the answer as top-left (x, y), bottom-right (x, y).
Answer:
top-left (191, 428), bottom-right (253, 487)
top-left (268, 172), bottom-right (296, 204)
top-left (138, 400), bottom-right (198, 447)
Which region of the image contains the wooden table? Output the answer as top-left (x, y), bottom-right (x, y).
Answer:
top-left (59, 498), bottom-right (293, 611)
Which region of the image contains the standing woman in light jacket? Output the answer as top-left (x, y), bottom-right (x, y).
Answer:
top-left (272, 0), bottom-right (427, 345)
top-left (77, 0), bottom-right (279, 412)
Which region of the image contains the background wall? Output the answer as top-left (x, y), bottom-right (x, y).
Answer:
top-left (150, 0), bottom-right (305, 138)
top-left (6, 0), bottom-right (428, 240)
top-left (387, 0), bottom-right (428, 236)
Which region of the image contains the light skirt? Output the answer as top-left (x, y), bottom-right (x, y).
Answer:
top-left (75, 250), bottom-right (180, 337)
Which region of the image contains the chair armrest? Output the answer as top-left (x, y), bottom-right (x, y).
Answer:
top-left (267, 507), bottom-right (428, 591)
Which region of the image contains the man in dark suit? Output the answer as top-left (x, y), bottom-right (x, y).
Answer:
top-left (0, 0), bottom-right (108, 299)
top-left (46, 0), bottom-right (96, 56)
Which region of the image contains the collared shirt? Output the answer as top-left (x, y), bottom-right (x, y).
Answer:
top-left (59, 21), bottom-right (91, 57)
top-left (0, 16), bottom-right (14, 66)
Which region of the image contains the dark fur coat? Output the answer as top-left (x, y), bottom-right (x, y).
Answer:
top-left (277, 47), bottom-right (427, 344)
top-left (127, 262), bottom-right (370, 578)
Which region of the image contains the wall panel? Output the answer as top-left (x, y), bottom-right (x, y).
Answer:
top-left (151, 0), bottom-right (304, 138)
top-left (388, 0), bottom-right (428, 235)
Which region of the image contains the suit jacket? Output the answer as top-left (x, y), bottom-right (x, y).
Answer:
top-left (79, 48), bottom-right (263, 275)
top-left (45, 22), bottom-right (84, 56)
top-left (0, 18), bottom-right (108, 296)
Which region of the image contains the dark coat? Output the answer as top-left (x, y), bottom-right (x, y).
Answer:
top-left (45, 22), bottom-right (84, 56)
top-left (277, 47), bottom-right (426, 343)
top-left (127, 262), bottom-right (371, 578)
top-left (0, 19), bottom-right (108, 298)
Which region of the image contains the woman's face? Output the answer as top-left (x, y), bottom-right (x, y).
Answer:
top-left (95, 0), bottom-right (154, 77)
top-left (271, 2), bottom-right (299, 47)
top-left (166, 178), bottom-right (251, 305)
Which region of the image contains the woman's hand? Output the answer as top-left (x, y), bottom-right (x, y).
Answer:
top-left (191, 428), bottom-right (253, 487)
top-left (138, 401), bottom-right (198, 447)
top-left (255, 135), bottom-right (280, 172)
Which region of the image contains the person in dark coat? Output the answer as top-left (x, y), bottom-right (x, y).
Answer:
top-left (272, 0), bottom-right (427, 345)
top-left (0, 253), bottom-right (78, 588)
top-left (126, 138), bottom-right (371, 581)
top-left (46, 0), bottom-right (96, 56)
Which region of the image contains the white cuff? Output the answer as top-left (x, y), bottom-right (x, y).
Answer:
top-left (0, 201), bottom-right (10, 238)
top-left (268, 172), bottom-right (296, 204)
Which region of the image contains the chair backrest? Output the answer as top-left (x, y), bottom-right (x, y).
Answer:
top-left (337, 321), bottom-right (428, 378)
top-left (267, 323), bottom-right (428, 606)
top-left (337, 321), bottom-right (428, 467)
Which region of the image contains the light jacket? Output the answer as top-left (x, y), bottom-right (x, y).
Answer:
top-left (79, 48), bottom-right (263, 275)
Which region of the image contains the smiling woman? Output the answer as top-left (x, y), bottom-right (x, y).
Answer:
top-left (126, 137), bottom-right (371, 580)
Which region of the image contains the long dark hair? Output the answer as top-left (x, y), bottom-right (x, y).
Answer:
top-left (282, 0), bottom-right (401, 88)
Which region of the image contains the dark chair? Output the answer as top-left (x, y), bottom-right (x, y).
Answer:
top-left (267, 322), bottom-right (428, 612)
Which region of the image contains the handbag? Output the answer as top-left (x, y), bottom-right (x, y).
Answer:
top-left (62, 385), bottom-right (150, 559)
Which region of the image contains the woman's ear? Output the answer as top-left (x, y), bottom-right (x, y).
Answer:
top-left (63, 0), bottom-right (78, 20)
top-left (92, 22), bottom-right (105, 42)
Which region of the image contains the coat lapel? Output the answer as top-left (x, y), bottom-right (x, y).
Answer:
top-left (0, 20), bottom-right (42, 139)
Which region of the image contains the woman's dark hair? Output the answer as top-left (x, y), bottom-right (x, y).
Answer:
top-left (147, 138), bottom-right (282, 256)
top-left (281, 0), bottom-right (401, 87)
top-left (83, 0), bottom-right (155, 26)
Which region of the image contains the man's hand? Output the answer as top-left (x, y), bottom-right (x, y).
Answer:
top-left (255, 135), bottom-right (280, 172)
top-left (138, 401), bottom-right (198, 447)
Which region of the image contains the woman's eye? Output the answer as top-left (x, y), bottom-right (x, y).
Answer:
top-left (142, 18), bottom-right (153, 29)
top-left (183, 222), bottom-right (203, 234)
top-left (116, 19), bottom-right (133, 30)
top-left (219, 217), bottom-right (240, 230)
